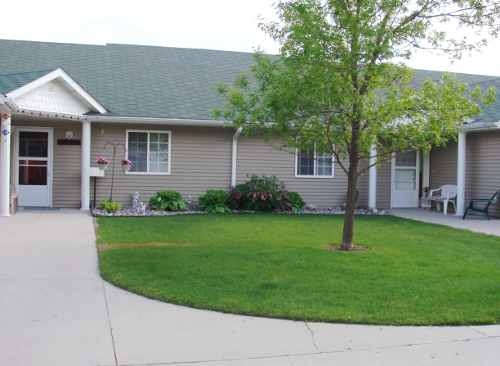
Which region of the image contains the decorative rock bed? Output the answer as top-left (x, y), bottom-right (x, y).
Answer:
top-left (92, 192), bottom-right (388, 217)
top-left (92, 207), bottom-right (388, 217)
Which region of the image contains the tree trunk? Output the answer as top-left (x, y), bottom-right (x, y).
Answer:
top-left (341, 112), bottom-right (361, 250)
top-left (341, 156), bottom-right (359, 250)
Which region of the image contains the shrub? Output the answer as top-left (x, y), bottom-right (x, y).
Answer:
top-left (199, 189), bottom-right (231, 213)
top-left (271, 191), bottom-right (305, 212)
top-left (286, 192), bottom-right (305, 211)
top-left (230, 175), bottom-right (284, 211)
top-left (149, 191), bottom-right (187, 211)
top-left (100, 199), bottom-right (122, 213)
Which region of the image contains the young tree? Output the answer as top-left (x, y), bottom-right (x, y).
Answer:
top-left (215, 0), bottom-right (498, 250)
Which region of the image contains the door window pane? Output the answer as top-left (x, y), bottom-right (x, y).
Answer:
top-left (128, 132), bottom-right (148, 172)
top-left (19, 132), bottom-right (48, 157)
top-left (395, 169), bottom-right (416, 190)
top-left (396, 151), bottom-right (416, 167)
top-left (19, 162), bottom-right (47, 185)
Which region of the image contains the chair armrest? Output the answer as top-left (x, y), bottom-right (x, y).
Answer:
top-left (430, 196), bottom-right (445, 201)
top-left (429, 188), bottom-right (441, 197)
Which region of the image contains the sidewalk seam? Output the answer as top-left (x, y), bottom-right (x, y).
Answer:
top-left (102, 279), bottom-right (119, 366)
top-left (304, 321), bottom-right (320, 352)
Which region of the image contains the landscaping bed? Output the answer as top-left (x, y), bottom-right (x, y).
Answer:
top-left (92, 207), bottom-right (387, 217)
top-left (97, 214), bottom-right (500, 325)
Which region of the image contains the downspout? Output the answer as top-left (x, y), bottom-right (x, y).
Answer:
top-left (368, 144), bottom-right (377, 210)
top-left (456, 130), bottom-right (467, 217)
top-left (231, 127), bottom-right (243, 188)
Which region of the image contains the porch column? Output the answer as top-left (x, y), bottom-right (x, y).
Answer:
top-left (81, 120), bottom-right (91, 210)
top-left (422, 151), bottom-right (430, 189)
top-left (456, 131), bottom-right (466, 216)
top-left (368, 144), bottom-right (377, 210)
top-left (0, 113), bottom-right (11, 217)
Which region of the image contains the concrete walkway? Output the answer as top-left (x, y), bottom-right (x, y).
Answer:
top-left (1, 211), bottom-right (499, 366)
top-left (391, 208), bottom-right (500, 237)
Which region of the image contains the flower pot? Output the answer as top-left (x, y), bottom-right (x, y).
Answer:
top-left (121, 159), bottom-right (132, 172)
top-left (98, 163), bottom-right (108, 171)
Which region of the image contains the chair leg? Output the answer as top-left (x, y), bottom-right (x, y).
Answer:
top-left (443, 200), bottom-right (448, 215)
top-left (463, 207), bottom-right (468, 220)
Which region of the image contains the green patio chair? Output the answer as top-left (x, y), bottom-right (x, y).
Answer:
top-left (463, 190), bottom-right (500, 220)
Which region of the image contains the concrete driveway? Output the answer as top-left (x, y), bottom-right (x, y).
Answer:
top-left (1, 211), bottom-right (499, 366)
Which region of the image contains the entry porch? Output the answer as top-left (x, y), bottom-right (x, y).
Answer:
top-left (391, 208), bottom-right (500, 237)
top-left (0, 68), bottom-right (105, 216)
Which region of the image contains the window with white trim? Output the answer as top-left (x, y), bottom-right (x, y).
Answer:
top-left (296, 145), bottom-right (334, 177)
top-left (126, 130), bottom-right (171, 174)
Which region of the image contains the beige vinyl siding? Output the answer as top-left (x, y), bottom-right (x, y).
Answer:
top-left (91, 124), bottom-right (233, 206)
top-left (358, 161), bottom-right (369, 208)
top-left (376, 159), bottom-right (391, 209)
top-left (236, 136), bottom-right (369, 208)
top-left (12, 119), bottom-right (82, 208)
top-left (430, 143), bottom-right (457, 190)
top-left (467, 131), bottom-right (500, 216)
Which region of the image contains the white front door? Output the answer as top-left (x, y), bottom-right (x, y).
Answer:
top-left (392, 151), bottom-right (420, 208)
top-left (15, 128), bottom-right (53, 207)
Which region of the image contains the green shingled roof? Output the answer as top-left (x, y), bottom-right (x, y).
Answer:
top-left (0, 69), bottom-right (54, 94)
top-left (0, 39), bottom-right (499, 123)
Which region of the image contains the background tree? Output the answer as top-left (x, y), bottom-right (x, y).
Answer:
top-left (215, 0), bottom-right (498, 250)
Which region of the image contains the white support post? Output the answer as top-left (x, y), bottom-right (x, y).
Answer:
top-left (81, 120), bottom-right (91, 210)
top-left (422, 151), bottom-right (430, 189)
top-left (456, 131), bottom-right (466, 217)
top-left (231, 127), bottom-right (242, 188)
top-left (368, 144), bottom-right (377, 210)
top-left (0, 113), bottom-right (11, 217)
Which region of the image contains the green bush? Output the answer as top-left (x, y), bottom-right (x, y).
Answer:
top-left (286, 192), bottom-right (305, 211)
top-left (149, 191), bottom-right (187, 211)
top-left (199, 189), bottom-right (231, 213)
top-left (230, 175), bottom-right (284, 211)
top-left (100, 199), bottom-right (122, 213)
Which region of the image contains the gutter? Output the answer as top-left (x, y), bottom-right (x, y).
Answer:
top-left (89, 115), bottom-right (232, 127)
top-left (231, 127), bottom-right (243, 188)
top-left (463, 121), bottom-right (500, 132)
top-left (0, 94), bottom-right (16, 113)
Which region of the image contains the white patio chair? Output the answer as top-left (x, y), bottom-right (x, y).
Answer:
top-left (429, 185), bottom-right (457, 215)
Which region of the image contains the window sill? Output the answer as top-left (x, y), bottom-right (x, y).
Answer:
top-left (125, 172), bottom-right (171, 176)
top-left (295, 175), bottom-right (335, 179)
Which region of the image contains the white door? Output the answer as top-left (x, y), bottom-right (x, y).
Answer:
top-left (16, 128), bottom-right (53, 207)
top-left (392, 151), bottom-right (420, 208)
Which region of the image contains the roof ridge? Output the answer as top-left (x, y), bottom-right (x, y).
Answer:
top-left (412, 67), bottom-right (500, 79)
top-left (104, 42), bottom-right (272, 56)
top-left (0, 38), bottom-right (105, 47)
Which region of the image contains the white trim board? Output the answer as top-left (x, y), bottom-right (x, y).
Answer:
top-left (6, 68), bottom-right (106, 114)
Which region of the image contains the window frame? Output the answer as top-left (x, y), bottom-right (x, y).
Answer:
top-left (125, 129), bottom-right (172, 176)
top-left (294, 144), bottom-right (335, 178)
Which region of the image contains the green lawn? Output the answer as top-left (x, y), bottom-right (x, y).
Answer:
top-left (97, 214), bottom-right (500, 325)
